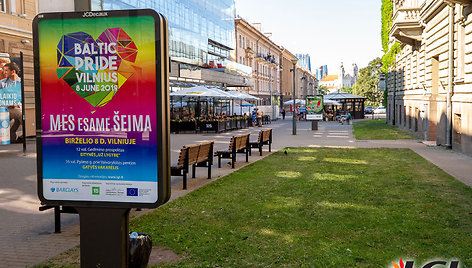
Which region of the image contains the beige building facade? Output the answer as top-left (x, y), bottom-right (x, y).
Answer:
top-left (234, 17), bottom-right (282, 105)
top-left (234, 17), bottom-right (317, 106)
top-left (388, 0), bottom-right (472, 156)
top-left (0, 0), bottom-right (36, 136)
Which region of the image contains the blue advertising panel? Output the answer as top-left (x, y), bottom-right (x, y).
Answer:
top-left (0, 57), bottom-right (23, 145)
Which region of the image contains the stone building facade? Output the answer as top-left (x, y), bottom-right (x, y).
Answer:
top-left (0, 0), bottom-right (36, 136)
top-left (234, 17), bottom-right (282, 105)
top-left (234, 17), bottom-right (317, 106)
top-left (387, 0), bottom-right (472, 156)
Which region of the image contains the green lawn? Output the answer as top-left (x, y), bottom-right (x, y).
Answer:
top-left (130, 148), bottom-right (472, 267)
top-left (353, 119), bottom-right (418, 140)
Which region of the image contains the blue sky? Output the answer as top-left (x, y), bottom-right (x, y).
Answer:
top-left (235, 0), bottom-right (382, 75)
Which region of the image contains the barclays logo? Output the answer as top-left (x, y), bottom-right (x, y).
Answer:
top-left (51, 187), bottom-right (79, 193)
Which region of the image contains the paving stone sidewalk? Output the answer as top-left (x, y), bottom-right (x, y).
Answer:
top-left (0, 118), bottom-right (471, 267)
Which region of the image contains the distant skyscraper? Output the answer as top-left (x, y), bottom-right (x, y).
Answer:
top-left (316, 65), bottom-right (328, 80)
top-left (295, 53), bottom-right (312, 72)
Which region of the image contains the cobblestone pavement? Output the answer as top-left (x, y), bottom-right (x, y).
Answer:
top-left (0, 118), bottom-right (471, 267)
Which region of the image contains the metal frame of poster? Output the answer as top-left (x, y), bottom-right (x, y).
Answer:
top-left (33, 9), bottom-right (170, 209)
top-left (306, 95), bottom-right (323, 120)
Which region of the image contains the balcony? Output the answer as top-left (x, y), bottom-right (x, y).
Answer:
top-left (245, 47), bottom-right (255, 55)
top-left (254, 54), bottom-right (278, 65)
top-left (390, 2), bottom-right (424, 47)
top-left (445, 0), bottom-right (472, 5)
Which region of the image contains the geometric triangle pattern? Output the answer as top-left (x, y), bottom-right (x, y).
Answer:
top-left (56, 28), bottom-right (139, 109)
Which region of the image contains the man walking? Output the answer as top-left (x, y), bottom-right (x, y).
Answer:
top-left (257, 108), bottom-right (263, 127)
top-left (282, 108), bottom-right (286, 120)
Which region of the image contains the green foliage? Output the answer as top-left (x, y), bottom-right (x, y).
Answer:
top-left (353, 118), bottom-right (418, 140)
top-left (381, 0), bottom-right (402, 72)
top-left (382, 42), bottom-right (402, 72)
top-left (354, 58), bottom-right (384, 106)
top-left (381, 0), bottom-right (394, 52)
top-left (341, 86), bottom-right (353, 94)
top-left (318, 85), bottom-right (328, 95)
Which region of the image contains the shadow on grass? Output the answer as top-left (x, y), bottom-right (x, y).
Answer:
top-left (130, 147), bottom-right (472, 267)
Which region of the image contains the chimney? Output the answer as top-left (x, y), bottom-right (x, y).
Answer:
top-left (253, 23), bottom-right (262, 32)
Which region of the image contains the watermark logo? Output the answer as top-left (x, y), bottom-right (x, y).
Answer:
top-left (82, 11), bottom-right (108, 18)
top-left (92, 187), bottom-right (100, 195)
top-left (392, 258), bottom-right (459, 268)
top-left (127, 188), bottom-right (138, 196)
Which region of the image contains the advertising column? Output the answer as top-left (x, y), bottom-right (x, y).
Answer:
top-left (34, 9), bottom-right (170, 208)
top-left (306, 95), bottom-right (323, 130)
top-left (34, 9), bottom-right (170, 266)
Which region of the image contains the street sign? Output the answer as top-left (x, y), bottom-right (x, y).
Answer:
top-left (306, 95), bottom-right (323, 120)
top-left (379, 73), bottom-right (386, 91)
top-left (34, 9), bottom-right (170, 209)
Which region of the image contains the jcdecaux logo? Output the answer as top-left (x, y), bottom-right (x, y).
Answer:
top-left (392, 258), bottom-right (459, 268)
top-left (50, 187), bottom-right (79, 193)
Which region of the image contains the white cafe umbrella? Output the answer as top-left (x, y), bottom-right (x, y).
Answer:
top-left (170, 86), bottom-right (230, 99)
top-left (283, 99), bottom-right (305, 105)
top-left (323, 99), bottom-right (342, 106)
top-left (226, 90), bottom-right (260, 100)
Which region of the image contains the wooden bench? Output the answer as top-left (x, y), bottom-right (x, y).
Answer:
top-left (250, 128), bottom-right (273, 156)
top-left (171, 141), bottom-right (214, 189)
top-left (215, 133), bottom-right (250, 168)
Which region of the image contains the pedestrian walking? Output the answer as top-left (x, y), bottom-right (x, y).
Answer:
top-left (257, 108), bottom-right (263, 127)
top-left (282, 108), bottom-right (286, 120)
top-left (252, 109), bottom-right (257, 127)
top-left (346, 111), bottom-right (352, 125)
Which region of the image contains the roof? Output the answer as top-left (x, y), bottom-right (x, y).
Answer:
top-left (324, 90), bottom-right (366, 100)
top-left (321, 75), bottom-right (338, 82)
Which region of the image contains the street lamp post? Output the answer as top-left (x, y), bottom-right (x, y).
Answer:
top-left (291, 58), bottom-right (298, 135)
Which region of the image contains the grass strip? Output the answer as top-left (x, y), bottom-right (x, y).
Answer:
top-left (353, 119), bottom-right (418, 140)
top-left (131, 147), bottom-right (472, 267)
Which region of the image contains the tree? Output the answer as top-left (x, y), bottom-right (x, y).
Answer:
top-left (355, 57), bottom-right (383, 106)
top-left (341, 86), bottom-right (353, 94)
top-left (317, 85), bottom-right (328, 95)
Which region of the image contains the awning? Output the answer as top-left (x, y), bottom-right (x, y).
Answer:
top-left (324, 99), bottom-right (342, 106)
top-left (170, 86), bottom-right (238, 99)
top-left (226, 90), bottom-right (260, 100)
top-left (283, 99), bottom-right (305, 105)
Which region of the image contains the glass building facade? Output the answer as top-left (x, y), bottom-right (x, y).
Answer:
top-left (316, 65), bottom-right (328, 80)
top-left (91, 0), bottom-right (236, 66)
top-left (295, 53), bottom-right (312, 72)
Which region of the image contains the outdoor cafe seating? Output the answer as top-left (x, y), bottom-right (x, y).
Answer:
top-left (170, 85), bottom-right (266, 133)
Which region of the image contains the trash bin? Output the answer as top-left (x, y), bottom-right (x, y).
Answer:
top-left (129, 232), bottom-right (152, 268)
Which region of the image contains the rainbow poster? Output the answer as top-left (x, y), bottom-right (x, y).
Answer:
top-left (34, 10), bottom-right (168, 206)
top-left (306, 95), bottom-right (323, 120)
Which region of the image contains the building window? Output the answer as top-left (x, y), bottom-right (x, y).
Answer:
top-left (0, 0), bottom-right (5, 12)
top-left (404, 106), bottom-right (407, 127)
top-left (399, 105), bottom-right (402, 125)
top-left (414, 107), bottom-right (418, 132)
top-left (431, 56), bottom-right (439, 95)
top-left (9, 0), bottom-right (15, 14)
top-left (409, 106), bottom-right (412, 129)
top-left (454, 113), bottom-right (461, 144)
